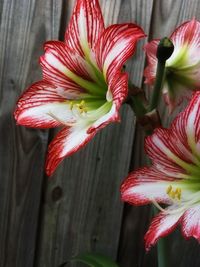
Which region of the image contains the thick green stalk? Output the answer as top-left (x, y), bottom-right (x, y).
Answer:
top-left (149, 60), bottom-right (166, 111)
top-left (128, 94), bottom-right (147, 118)
top-left (149, 37), bottom-right (174, 112)
top-left (149, 37), bottom-right (174, 267)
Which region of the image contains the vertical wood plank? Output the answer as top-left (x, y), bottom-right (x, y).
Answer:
top-left (0, 1), bottom-right (62, 266)
top-left (117, 1), bottom-right (156, 267)
top-left (118, 1), bottom-right (200, 267)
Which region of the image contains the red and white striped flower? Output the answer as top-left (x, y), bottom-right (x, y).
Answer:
top-left (14, 0), bottom-right (145, 176)
top-left (121, 91), bottom-right (200, 250)
top-left (144, 19), bottom-right (200, 112)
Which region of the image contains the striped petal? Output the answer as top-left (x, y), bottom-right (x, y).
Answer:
top-left (65, 0), bottom-right (105, 59)
top-left (95, 23), bottom-right (146, 82)
top-left (121, 167), bottom-right (179, 206)
top-left (145, 91), bottom-right (200, 169)
top-left (14, 81), bottom-right (77, 128)
top-left (143, 39), bottom-right (159, 85)
top-left (45, 124), bottom-right (96, 176)
top-left (171, 91), bottom-right (200, 164)
top-left (170, 19), bottom-right (200, 52)
top-left (165, 20), bottom-right (200, 111)
top-left (40, 41), bottom-right (98, 93)
top-left (108, 72), bottom-right (128, 107)
top-left (181, 205), bottom-right (200, 241)
top-left (145, 211), bottom-right (183, 251)
top-left (145, 128), bottom-right (191, 175)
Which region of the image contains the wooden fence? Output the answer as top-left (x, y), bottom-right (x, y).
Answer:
top-left (1, 0), bottom-right (200, 266)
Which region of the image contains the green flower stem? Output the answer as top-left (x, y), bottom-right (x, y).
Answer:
top-left (126, 83), bottom-right (147, 117)
top-left (149, 60), bottom-right (166, 111)
top-left (127, 94), bottom-right (147, 118)
top-left (126, 86), bottom-right (161, 135)
top-left (149, 37), bottom-right (174, 267)
top-left (149, 37), bottom-right (174, 112)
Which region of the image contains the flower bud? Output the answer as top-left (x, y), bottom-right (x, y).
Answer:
top-left (156, 37), bottom-right (174, 62)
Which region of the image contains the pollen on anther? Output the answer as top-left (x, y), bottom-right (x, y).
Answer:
top-left (166, 185), bottom-right (182, 201)
top-left (166, 185), bottom-right (172, 194)
top-left (69, 101), bottom-right (74, 110)
top-left (76, 100), bottom-right (87, 114)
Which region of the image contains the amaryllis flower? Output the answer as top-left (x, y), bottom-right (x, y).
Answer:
top-left (14, 0), bottom-right (145, 176)
top-left (121, 91), bottom-right (200, 250)
top-left (144, 19), bottom-right (200, 112)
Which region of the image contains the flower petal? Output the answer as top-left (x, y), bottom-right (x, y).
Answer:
top-left (143, 39), bottom-right (159, 85)
top-left (162, 83), bottom-right (193, 114)
top-left (181, 205), bottom-right (200, 241)
top-left (40, 41), bottom-right (98, 92)
top-left (171, 91), bottom-right (200, 164)
top-left (45, 124), bottom-right (96, 176)
top-left (95, 23), bottom-right (146, 81)
top-left (145, 128), bottom-right (190, 175)
top-left (65, 0), bottom-right (105, 59)
top-left (145, 93), bottom-right (200, 171)
top-left (145, 211), bottom-right (183, 251)
top-left (14, 81), bottom-right (77, 128)
top-left (170, 19), bottom-right (200, 50)
top-left (87, 102), bottom-right (119, 134)
top-left (121, 167), bottom-right (179, 206)
top-left (108, 72), bottom-right (128, 107)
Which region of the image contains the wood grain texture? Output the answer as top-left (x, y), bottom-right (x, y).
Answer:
top-left (0, 0), bottom-right (62, 266)
top-left (1, 1), bottom-right (200, 267)
top-left (35, 1), bottom-right (137, 266)
top-left (117, 1), bottom-right (156, 267)
top-left (118, 0), bottom-right (200, 267)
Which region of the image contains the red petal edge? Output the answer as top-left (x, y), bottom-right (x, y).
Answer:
top-left (65, 0), bottom-right (105, 57)
top-left (45, 126), bottom-right (96, 176)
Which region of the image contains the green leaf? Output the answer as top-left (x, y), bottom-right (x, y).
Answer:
top-left (71, 252), bottom-right (120, 267)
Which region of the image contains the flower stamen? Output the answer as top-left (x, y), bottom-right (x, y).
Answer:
top-left (69, 101), bottom-right (74, 110)
top-left (76, 100), bottom-right (87, 114)
top-left (166, 185), bottom-right (182, 201)
top-left (69, 100), bottom-right (88, 114)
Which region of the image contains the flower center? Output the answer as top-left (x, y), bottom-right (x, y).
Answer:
top-left (70, 100), bottom-right (88, 114)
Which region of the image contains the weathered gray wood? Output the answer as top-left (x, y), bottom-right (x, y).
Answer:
top-left (35, 1), bottom-right (137, 266)
top-left (117, 1), bottom-right (156, 266)
top-left (0, 1), bottom-right (62, 266)
top-left (118, 1), bottom-right (200, 267)
top-left (1, 1), bottom-right (200, 267)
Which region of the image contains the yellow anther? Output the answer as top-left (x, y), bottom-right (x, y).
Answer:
top-left (166, 185), bottom-right (182, 201)
top-left (177, 188), bottom-right (182, 200)
top-left (76, 100), bottom-right (87, 114)
top-left (170, 190), bottom-right (176, 199)
top-left (166, 185), bottom-right (172, 194)
top-left (69, 101), bottom-right (74, 110)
